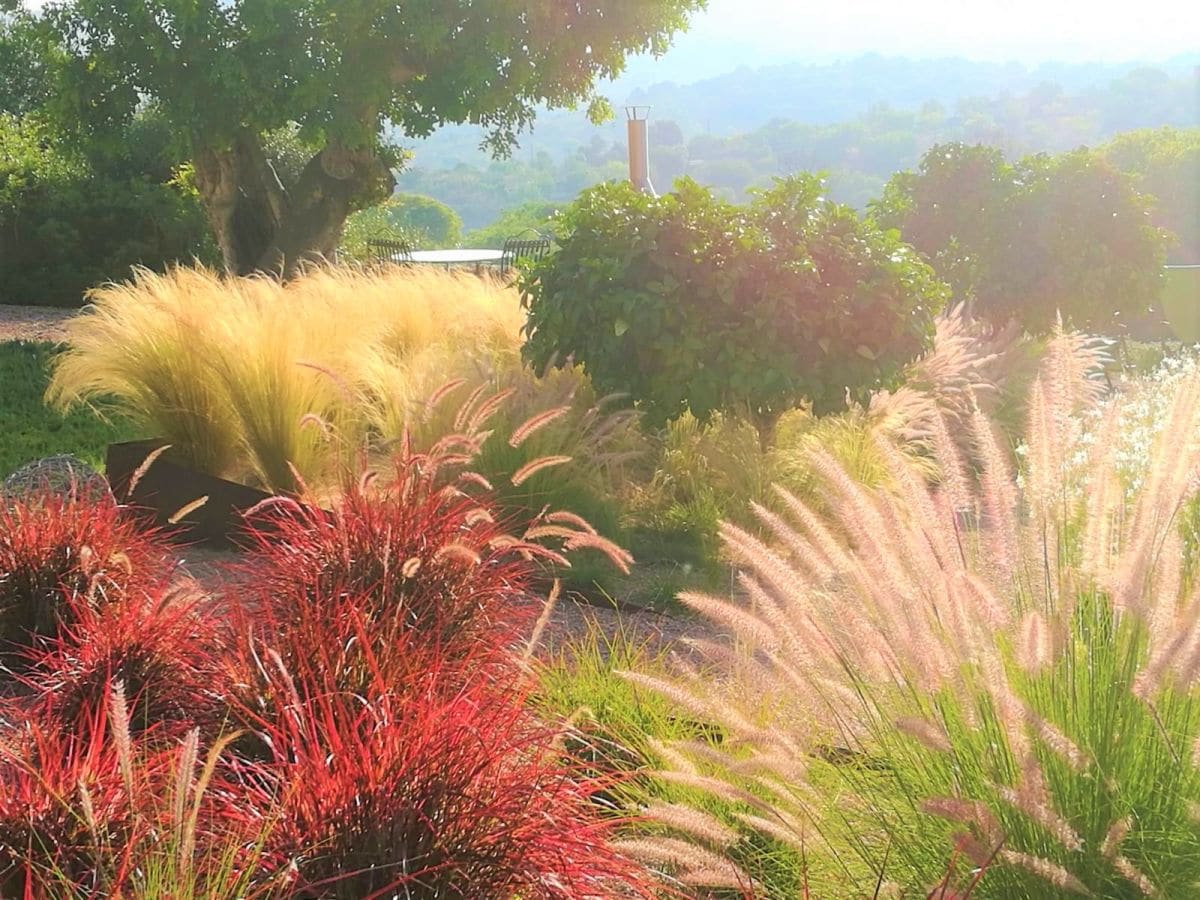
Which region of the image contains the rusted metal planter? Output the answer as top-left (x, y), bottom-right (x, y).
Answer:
top-left (105, 440), bottom-right (274, 547)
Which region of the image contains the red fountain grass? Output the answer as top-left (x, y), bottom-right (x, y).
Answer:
top-left (0, 490), bottom-right (172, 666)
top-left (0, 421), bottom-right (655, 896)
top-left (17, 584), bottom-right (232, 742)
top-left (235, 438), bottom-right (609, 668)
top-left (0, 703), bottom-right (140, 895)
top-left (0, 685), bottom-right (277, 897)
top-left (225, 584), bottom-right (471, 760)
top-left (239, 633), bottom-right (656, 900)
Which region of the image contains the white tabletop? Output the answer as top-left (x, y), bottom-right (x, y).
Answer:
top-left (408, 249), bottom-right (504, 265)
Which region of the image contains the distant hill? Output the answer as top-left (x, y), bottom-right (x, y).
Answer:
top-left (395, 57), bottom-right (1198, 232)
top-left (396, 54), bottom-right (1200, 170)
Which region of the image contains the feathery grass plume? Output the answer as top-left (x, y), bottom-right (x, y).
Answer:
top-left (533, 624), bottom-right (823, 894)
top-left (997, 851), bottom-right (1090, 895)
top-left (972, 404), bottom-right (1021, 573)
top-left (1022, 324), bottom-right (1112, 530)
top-left (47, 266), bottom-right (247, 476)
top-left (868, 304), bottom-right (1025, 445)
top-left (512, 454), bottom-right (574, 486)
top-left (466, 365), bottom-right (644, 555)
top-left (642, 802), bottom-right (741, 847)
top-left (631, 342), bottom-right (1200, 896)
top-left (1015, 610), bottom-right (1054, 674)
top-left (612, 836), bottom-right (746, 889)
top-left (363, 364), bottom-right (640, 589)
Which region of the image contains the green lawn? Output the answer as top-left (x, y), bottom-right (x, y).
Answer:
top-left (0, 341), bottom-right (136, 479)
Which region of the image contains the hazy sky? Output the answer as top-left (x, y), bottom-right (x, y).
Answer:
top-left (679, 0), bottom-right (1200, 64)
top-left (17, 0), bottom-right (1200, 67)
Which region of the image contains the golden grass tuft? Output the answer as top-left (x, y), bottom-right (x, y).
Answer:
top-left (48, 264), bottom-right (526, 493)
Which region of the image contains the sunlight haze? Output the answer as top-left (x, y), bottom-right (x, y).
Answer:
top-left (683, 0), bottom-right (1200, 63)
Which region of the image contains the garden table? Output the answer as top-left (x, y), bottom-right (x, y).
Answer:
top-left (408, 249), bottom-right (504, 268)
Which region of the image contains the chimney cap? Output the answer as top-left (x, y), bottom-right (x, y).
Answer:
top-left (624, 105), bottom-right (651, 120)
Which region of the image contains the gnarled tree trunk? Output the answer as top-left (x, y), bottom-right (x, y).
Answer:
top-left (192, 129), bottom-right (394, 277)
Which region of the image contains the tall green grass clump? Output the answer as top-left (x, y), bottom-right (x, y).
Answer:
top-left (624, 330), bottom-right (1200, 896)
top-left (534, 624), bottom-right (821, 895)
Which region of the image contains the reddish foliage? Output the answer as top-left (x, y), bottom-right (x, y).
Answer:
top-left (0, 453), bottom-right (657, 896)
top-left (0, 703), bottom-right (144, 895)
top-left (236, 454), bottom-right (546, 665)
top-left (225, 585), bottom-right (462, 760)
top-left (238, 628), bottom-right (654, 900)
top-left (0, 693), bottom-right (274, 897)
top-left (18, 586), bottom-right (232, 742)
top-left (0, 491), bottom-right (172, 665)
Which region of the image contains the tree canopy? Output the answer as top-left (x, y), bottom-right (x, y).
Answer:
top-left (38, 0), bottom-right (703, 274)
top-left (464, 200), bottom-right (560, 249)
top-left (340, 192), bottom-right (462, 259)
top-left (0, 110), bottom-right (213, 305)
top-left (0, 10), bottom-right (55, 116)
top-left (873, 142), bottom-right (1169, 333)
top-left (1104, 127), bottom-right (1200, 265)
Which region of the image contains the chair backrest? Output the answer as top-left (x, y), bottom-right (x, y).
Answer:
top-left (500, 234), bottom-right (551, 270)
top-left (366, 237), bottom-right (413, 263)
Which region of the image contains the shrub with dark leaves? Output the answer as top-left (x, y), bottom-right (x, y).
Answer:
top-left (0, 491), bottom-right (170, 664)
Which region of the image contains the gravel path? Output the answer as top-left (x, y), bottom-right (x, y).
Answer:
top-left (0, 305), bottom-right (73, 343)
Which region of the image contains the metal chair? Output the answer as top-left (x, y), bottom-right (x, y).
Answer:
top-left (366, 237), bottom-right (413, 264)
top-left (500, 231), bottom-right (551, 270)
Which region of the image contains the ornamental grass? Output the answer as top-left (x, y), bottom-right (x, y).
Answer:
top-left (627, 328), bottom-right (1200, 896)
top-left (0, 489), bottom-right (172, 667)
top-left (0, 424), bottom-right (654, 896)
top-left (46, 264), bottom-right (524, 494)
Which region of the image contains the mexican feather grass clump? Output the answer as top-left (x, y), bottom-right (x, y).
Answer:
top-left (623, 330), bottom-right (1200, 896)
top-left (46, 264), bottom-right (524, 493)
